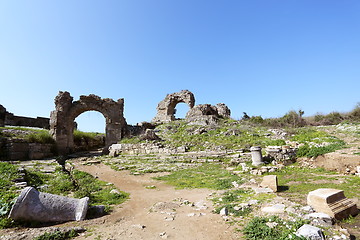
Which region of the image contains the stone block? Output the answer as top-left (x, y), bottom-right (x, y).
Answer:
top-left (307, 188), bottom-right (358, 220)
top-left (295, 224), bottom-right (325, 240)
top-left (260, 175), bottom-right (278, 192)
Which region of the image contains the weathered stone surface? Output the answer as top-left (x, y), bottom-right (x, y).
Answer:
top-left (307, 188), bottom-right (358, 220)
top-left (50, 91), bottom-right (127, 155)
top-left (185, 103), bottom-right (231, 125)
top-left (304, 212), bottom-right (334, 226)
top-left (260, 175), bottom-right (278, 192)
top-left (152, 90), bottom-right (195, 123)
top-left (108, 142), bottom-right (186, 157)
top-left (0, 104), bottom-right (6, 127)
top-left (214, 103), bottom-right (231, 118)
top-left (261, 204), bottom-right (285, 214)
top-left (0, 104), bottom-right (49, 129)
top-left (140, 129), bottom-right (161, 141)
top-left (295, 224), bottom-right (325, 240)
top-left (250, 146), bottom-right (263, 166)
top-left (265, 145), bottom-right (297, 164)
top-left (9, 187), bottom-right (89, 223)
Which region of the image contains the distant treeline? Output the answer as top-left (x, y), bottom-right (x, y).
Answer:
top-left (241, 103), bottom-right (360, 128)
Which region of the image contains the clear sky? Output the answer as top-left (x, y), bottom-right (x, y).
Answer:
top-left (1, 1), bottom-right (359, 132)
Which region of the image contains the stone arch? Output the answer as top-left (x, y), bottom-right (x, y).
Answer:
top-left (50, 91), bottom-right (127, 155)
top-left (152, 90), bottom-right (195, 123)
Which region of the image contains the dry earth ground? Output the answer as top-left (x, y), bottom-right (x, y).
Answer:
top-left (71, 163), bottom-right (241, 240)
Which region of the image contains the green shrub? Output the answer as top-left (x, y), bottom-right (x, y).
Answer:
top-left (296, 142), bottom-right (345, 158)
top-left (73, 130), bottom-right (103, 143)
top-left (33, 229), bottom-right (79, 240)
top-left (25, 130), bottom-right (55, 144)
top-left (243, 216), bottom-right (308, 240)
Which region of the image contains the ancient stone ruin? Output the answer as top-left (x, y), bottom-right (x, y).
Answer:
top-left (152, 90), bottom-right (195, 123)
top-left (185, 103), bottom-right (231, 125)
top-left (307, 188), bottom-right (358, 220)
top-left (0, 104), bottom-right (5, 127)
top-left (50, 91), bottom-right (127, 154)
top-left (0, 104), bottom-right (49, 129)
top-left (152, 90), bottom-right (231, 125)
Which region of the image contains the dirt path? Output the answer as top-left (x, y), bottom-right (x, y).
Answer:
top-left (72, 163), bottom-right (240, 240)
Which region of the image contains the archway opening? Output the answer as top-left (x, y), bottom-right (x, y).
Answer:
top-left (73, 111), bottom-right (106, 152)
top-left (174, 102), bottom-right (190, 120)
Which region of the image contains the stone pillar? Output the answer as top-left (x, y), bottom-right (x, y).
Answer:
top-left (9, 187), bottom-right (89, 223)
top-left (250, 146), bottom-right (264, 166)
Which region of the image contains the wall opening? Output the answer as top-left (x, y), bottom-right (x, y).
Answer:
top-left (73, 111), bottom-right (106, 152)
top-left (174, 102), bottom-right (189, 120)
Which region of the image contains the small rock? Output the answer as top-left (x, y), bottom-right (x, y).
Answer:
top-left (220, 207), bottom-right (228, 216)
top-left (266, 222), bottom-right (278, 228)
top-left (110, 189), bottom-right (120, 194)
top-left (164, 216), bottom-right (174, 221)
top-left (187, 213), bottom-right (196, 217)
top-left (305, 212), bottom-right (333, 226)
top-left (295, 224), bottom-right (325, 240)
top-left (15, 182), bottom-right (27, 187)
top-left (159, 232), bottom-right (168, 239)
top-left (248, 199), bottom-right (259, 205)
top-left (261, 204), bottom-right (285, 214)
top-left (301, 206), bottom-right (315, 212)
top-left (254, 187), bottom-right (273, 194)
top-left (131, 224), bottom-right (146, 229)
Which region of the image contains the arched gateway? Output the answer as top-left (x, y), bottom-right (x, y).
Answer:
top-left (50, 91), bottom-right (127, 154)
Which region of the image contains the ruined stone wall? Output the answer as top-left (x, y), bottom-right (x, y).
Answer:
top-left (109, 143), bottom-right (187, 156)
top-left (0, 104), bottom-right (50, 129)
top-left (5, 113), bottom-right (50, 129)
top-left (0, 138), bottom-right (55, 161)
top-left (0, 105), bottom-right (6, 127)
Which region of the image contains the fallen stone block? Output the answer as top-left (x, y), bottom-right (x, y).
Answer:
top-left (260, 175), bottom-right (278, 192)
top-left (9, 186), bottom-right (89, 223)
top-left (307, 188), bottom-right (358, 220)
top-left (296, 224), bottom-right (325, 240)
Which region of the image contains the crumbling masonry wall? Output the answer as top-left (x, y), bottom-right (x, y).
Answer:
top-left (50, 91), bottom-right (127, 154)
top-left (0, 104), bottom-right (49, 129)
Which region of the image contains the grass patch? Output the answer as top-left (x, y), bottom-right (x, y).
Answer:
top-left (154, 164), bottom-right (243, 190)
top-left (272, 165), bottom-right (360, 201)
top-left (25, 130), bottom-right (55, 144)
top-left (296, 142), bottom-right (346, 158)
top-left (33, 229), bottom-right (79, 240)
top-left (0, 127), bottom-right (55, 144)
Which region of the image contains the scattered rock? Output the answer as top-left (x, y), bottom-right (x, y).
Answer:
top-left (110, 189), bottom-right (120, 194)
top-left (220, 207), bottom-right (228, 216)
top-left (295, 224), bottom-right (325, 240)
top-left (261, 204), bottom-right (285, 214)
top-left (304, 212), bottom-right (334, 226)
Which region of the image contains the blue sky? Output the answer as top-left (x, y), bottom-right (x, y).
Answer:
top-left (1, 1), bottom-right (359, 132)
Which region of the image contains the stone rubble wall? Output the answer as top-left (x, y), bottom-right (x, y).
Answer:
top-left (0, 138), bottom-right (54, 161)
top-left (265, 145), bottom-right (297, 164)
top-left (109, 143), bottom-right (187, 157)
